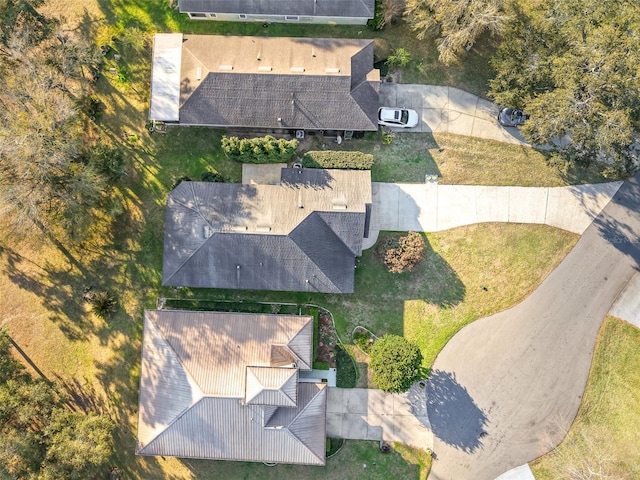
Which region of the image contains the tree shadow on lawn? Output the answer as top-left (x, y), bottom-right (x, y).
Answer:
top-left (328, 234), bottom-right (466, 337)
top-left (427, 369), bottom-right (488, 454)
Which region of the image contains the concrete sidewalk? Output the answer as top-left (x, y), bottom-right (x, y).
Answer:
top-left (326, 382), bottom-right (433, 451)
top-left (363, 181), bottom-right (622, 249)
top-left (380, 84), bottom-right (528, 146)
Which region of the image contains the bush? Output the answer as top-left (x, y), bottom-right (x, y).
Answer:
top-left (386, 48), bottom-right (412, 68)
top-left (221, 135), bottom-right (298, 163)
top-left (370, 334), bottom-right (423, 393)
top-left (88, 146), bottom-right (125, 182)
top-left (335, 345), bottom-right (357, 388)
top-left (89, 291), bottom-right (117, 318)
top-left (200, 171), bottom-right (224, 182)
top-left (382, 231), bottom-right (426, 273)
top-left (301, 150), bottom-right (374, 170)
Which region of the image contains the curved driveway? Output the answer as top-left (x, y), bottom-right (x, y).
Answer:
top-left (427, 173), bottom-right (640, 479)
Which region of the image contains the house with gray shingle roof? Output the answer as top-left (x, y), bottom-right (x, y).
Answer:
top-left (137, 310), bottom-right (327, 465)
top-left (162, 167), bottom-right (372, 293)
top-left (178, 0), bottom-right (375, 25)
top-left (149, 34), bottom-right (380, 132)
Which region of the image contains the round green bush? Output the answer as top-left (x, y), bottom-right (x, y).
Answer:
top-left (370, 334), bottom-right (423, 393)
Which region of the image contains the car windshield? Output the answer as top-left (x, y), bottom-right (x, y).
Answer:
top-left (400, 110), bottom-right (409, 124)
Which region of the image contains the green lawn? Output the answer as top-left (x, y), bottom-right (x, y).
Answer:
top-left (303, 132), bottom-right (609, 186)
top-left (530, 317), bottom-right (640, 479)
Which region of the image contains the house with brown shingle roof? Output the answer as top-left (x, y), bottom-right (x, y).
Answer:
top-left (162, 167), bottom-right (372, 293)
top-left (149, 33), bottom-right (380, 132)
top-left (136, 309), bottom-right (327, 465)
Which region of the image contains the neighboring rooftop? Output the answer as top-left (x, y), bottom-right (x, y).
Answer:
top-left (149, 34), bottom-right (380, 130)
top-left (178, 0), bottom-right (375, 21)
top-left (137, 309), bottom-right (327, 465)
top-left (162, 168), bottom-right (372, 293)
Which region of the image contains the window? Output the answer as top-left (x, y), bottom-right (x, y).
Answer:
top-left (285, 15), bottom-right (299, 21)
top-left (189, 12), bottom-right (207, 18)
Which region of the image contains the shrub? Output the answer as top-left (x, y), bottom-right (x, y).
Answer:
top-left (335, 345), bottom-right (357, 388)
top-left (200, 171), bottom-right (224, 182)
top-left (89, 291), bottom-right (117, 318)
top-left (370, 334), bottom-right (423, 393)
top-left (88, 146), bottom-right (125, 182)
top-left (386, 47), bottom-right (412, 68)
top-left (221, 135), bottom-right (298, 163)
top-left (353, 328), bottom-right (376, 354)
top-left (382, 231), bottom-right (426, 273)
top-left (301, 150), bottom-right (374, 170)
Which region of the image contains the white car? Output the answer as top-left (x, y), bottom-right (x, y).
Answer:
top-left (378, 107), bottom-right (419, 128)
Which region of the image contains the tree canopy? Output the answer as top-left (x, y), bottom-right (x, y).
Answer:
top-left (0, 329), bottom-right (114, 479)
top-left (370, 334), bottom-right (424, 393)
top-left (405, 0), bottom-right (512, 65)
top-left (0, 0), bottom-right (122, 240)
top-left (489, 0), bottom-right (640, 174)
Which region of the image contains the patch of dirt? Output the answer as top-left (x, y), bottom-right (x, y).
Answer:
top-left (315, 309), bottom-right (338, 368)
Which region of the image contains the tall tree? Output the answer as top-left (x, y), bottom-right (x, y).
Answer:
top-left (489, 0), bottom-right (640, 174)
top-left (0, 330), bottom-right (114, 479)
top-left (405, 0), bottom-right (512, 64)
top-left (0, 2), bottom-right (109, 240)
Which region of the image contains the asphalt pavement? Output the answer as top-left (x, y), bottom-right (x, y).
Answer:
top-left (426, 173), bottom-right (640, 479)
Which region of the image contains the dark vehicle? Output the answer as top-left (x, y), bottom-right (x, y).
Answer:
top-left (498, 107), bottom-right (529, 127)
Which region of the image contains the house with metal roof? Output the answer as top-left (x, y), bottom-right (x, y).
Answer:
top-left (137, 309), bottom-right (327, 465)
top-left (178, 0), bottom-right (375, 25)
top-left (149, 34), bottom-right (380, 132)
top-left (162, 167), bottom-right (372, 293)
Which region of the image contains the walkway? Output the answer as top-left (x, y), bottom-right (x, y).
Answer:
top-left (363, 181), bottom-right (622, 249)
top-left (380, 84), bottom-right (528, 146)
top-left (426, 173), bottom-right (640, 479)
top-left (326, 382), bottom-right (433, 451)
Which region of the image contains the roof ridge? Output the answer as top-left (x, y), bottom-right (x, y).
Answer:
top-left (290, 212), bottom-right (354, 288)
top-left (162, 184), bottom-right (216, 285)
top-left (137, 315), bottom-right (205, 453)
top-left (138, 396), bottom-right (206, 455)
top-left (284, 385), bottom-right (327, 463)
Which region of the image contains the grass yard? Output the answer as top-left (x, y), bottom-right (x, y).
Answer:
top-left (303, 133), bottom-right (609, 186)
top-left (530, 317), bottom-right (640, 479)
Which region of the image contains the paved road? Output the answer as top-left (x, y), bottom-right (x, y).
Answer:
top-left (427, 173), bottom-right (640, 480)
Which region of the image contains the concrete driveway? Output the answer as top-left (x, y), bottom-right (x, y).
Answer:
top-left (426, 173), bottom-right (640, 479)
top-left (379, 84), bottom-right (528, 146)
top-left (363, 181), bottom-right (622, 249)
top-left (326, 383), bottom-right (433, 451)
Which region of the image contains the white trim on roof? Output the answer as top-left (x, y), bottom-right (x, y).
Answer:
top-left (149, 33), bottom-right (183, 122)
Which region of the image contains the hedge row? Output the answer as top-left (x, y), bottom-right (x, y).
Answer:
top-left (301, 150), bottom-right (374, 170)
top-left (221, 135), bottom-right (298, 163)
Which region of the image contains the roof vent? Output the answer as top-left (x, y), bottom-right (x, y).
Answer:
top-left (332, 204), bottom-right (347, 210)
top-left (258, 66), bottom-right (272, 72)
top-left (218, 65), bottom-right (233, 71)
top-left (196, 66), bottom-right (202, 80)
top-left (256, 226), bottom-right (271, 232)
top-left (290, 67), bottom-right (305, 73)
top-left (325, 68), bottom-right (340, 74)
top-left (231, 225), bottom-right (248, 232)
top-left (203, 225), bottom-right (213, 238)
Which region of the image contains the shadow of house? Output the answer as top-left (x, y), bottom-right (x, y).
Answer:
top-left (162, 168), bottom-right (372, 293)
top-left (149, 34), bottom-right (380, 133)
top-left (426, 369), bottom-right (488, 454)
